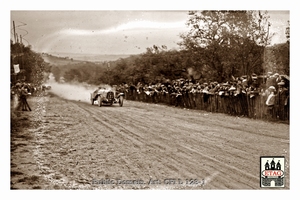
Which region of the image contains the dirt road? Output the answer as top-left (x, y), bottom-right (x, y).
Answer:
top-left (11, 94), bottom-right (289, 189)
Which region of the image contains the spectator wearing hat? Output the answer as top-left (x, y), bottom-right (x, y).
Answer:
top-left (265, 86), bottom-right (276, 119)
top-left (189, 85), bottom-right (197, 109)
top-left (17, 84), bottom-right (31, 111)
top-left (273, 73), bottom-right (282, 90)
top-left (267, 72), bottom-right (273, 78)
top-left (266, 73), bottom-right (278, 90)
top-left (266, 72), bottom-right (273, 86)
top-left (276, 81), bottom-right (289, 120)
top-left (247, 78), bottom-right (260, 117)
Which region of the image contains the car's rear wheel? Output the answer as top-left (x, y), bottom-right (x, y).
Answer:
top-left (98, 96), bottom-right (102, 107)
top-left (119, 96), bottom-right (124, 107)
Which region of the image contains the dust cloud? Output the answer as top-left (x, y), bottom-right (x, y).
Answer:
top-left (45, 73), bottom-right (112, 103)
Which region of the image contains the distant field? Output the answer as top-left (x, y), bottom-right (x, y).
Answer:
top-left (70, 54), bottom-right (133, 62)
top-left (42, 55), bottom-right (84, 66)
top-left (42, 53), bottom-right (133, 66)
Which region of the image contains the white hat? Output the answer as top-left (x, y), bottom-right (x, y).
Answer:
top-left (268, 86), bottom-right (276, 91)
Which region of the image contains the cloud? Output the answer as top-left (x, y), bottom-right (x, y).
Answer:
top-left (60, 20), bottom-right (187, 36)
top-left (34, 19), bottom-right (188, 54)
top-left (104, 20), bottom-right (186, 33)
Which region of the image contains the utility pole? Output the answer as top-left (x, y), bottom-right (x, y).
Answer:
top-left (263, 22), bottom-right (270, 77)
top-left (262, 20), bottom-right (270, 87)
top-left (13, 21), bottom-right (16, 44)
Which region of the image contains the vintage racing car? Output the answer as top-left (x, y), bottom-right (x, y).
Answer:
top-left (90, 86), bottom-right (124, 107)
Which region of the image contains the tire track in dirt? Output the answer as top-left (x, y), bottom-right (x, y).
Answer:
top-left (46, 101), bottom-right (204, 189)
top-left (15, 95), bottom-right (289, 189)
top-left (73, 99), bottom-right (289, 189)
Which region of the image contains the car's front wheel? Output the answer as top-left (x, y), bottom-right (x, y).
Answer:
top-left (98, 96), bottom-right (102, 107)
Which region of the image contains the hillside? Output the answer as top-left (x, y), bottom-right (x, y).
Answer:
top-left (41, 54), bottom-right (86, 66)
top-left (69, 54), bottom-right (133, 62)
top-left (41, 53), bottom-right (133, 66)
top-left (42, 52), bottom-right (141, 84)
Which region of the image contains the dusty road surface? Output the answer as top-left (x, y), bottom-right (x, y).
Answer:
top-left (11, 93), bottom-right (289, 189)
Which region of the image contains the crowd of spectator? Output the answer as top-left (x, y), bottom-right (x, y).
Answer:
top-left (10, 72), bottom-right (289, 121)
top-left (10, 81), bottom-right (49, 111)
top-left (117, 72), bottom-right (289, 121)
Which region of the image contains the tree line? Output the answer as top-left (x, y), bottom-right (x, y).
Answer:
top-left (11, 41), bottom-right (51, 85)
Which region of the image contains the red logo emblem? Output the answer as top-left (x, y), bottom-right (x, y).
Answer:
top-left (262, 170), bottom-right (284, 177)
top-left (260, 156), bottom-right (285, 187)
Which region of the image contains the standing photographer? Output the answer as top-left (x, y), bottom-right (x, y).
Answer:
top-left (20, 84), bottom-right (31, 111)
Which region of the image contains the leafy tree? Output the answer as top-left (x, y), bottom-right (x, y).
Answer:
top-left (264, 20), bottom-right (289, 76)
top-left (51, 66), bottom-right (61, 82)
top-left (11, 40), bottom-right (51, 84)
top-left (179, 10), bottom-right (272, 82)
top-left (285, 20), bottom-right (290, 43)
top-left (64, 68), bottom-right (81, 82)
top-left (265, 43), bottom-right (289, 75)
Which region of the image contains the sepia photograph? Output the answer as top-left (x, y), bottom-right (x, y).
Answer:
top-left (4, 0), bottom-right (298, 199)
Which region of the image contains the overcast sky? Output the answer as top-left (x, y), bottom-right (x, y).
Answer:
top-left (10, 10), bottom-right (289, 56)
top-left (10, 11), bottom-right (190, 55)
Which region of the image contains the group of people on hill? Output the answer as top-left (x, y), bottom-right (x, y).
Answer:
top-left (116, 72), bottom-right (289, 120)
top-left (10, 81), bottom-right (44, 111)
top-left (10, 72), bottom-right (289, 120)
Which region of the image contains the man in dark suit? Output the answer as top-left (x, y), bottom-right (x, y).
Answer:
top-left (20, 84), bottom-right (31, 111)
top-left (276, 81), bottom-right (289, 120)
